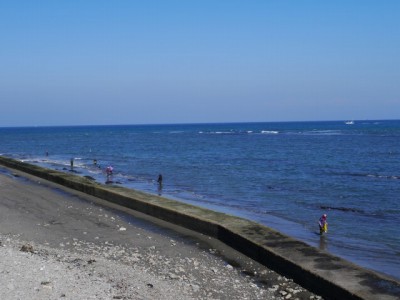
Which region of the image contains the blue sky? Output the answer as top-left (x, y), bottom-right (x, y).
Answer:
top-left (0, 1), bottom-right (399, 126)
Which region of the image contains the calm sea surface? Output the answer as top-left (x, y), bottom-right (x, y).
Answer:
top-left (1, 120), bottom-right (399, 280)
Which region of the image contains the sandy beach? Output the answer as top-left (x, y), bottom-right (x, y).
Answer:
top-left (0, 167), bottom-right (321, 300)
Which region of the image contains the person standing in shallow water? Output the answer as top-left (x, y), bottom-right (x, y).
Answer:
top-left (157, 174), bottom-right (163, 195)
top-left (157, 174), bottom-right (163, 186)
top-left (106, 166), bottom-right (113, 177)
top-left (319, 214), bottom-right (328, 234)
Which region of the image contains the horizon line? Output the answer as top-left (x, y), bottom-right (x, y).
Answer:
top-left (1, 118), bottom-right (399, 129)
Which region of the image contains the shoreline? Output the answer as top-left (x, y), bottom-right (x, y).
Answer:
top-left (24, 152), bottom-right (400, 281)
top-left (0, 166), bottom-right (317, 300)
top-left (1, 156), bottom-right (399, 299)
top-left (28, 156), bottom-right (399, 282)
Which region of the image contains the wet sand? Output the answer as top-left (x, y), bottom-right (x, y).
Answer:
top-left (0, 167), bottom-right (320, 300)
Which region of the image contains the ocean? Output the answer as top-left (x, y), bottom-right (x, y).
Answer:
top-left (1, 120), bottom-right (399, 280)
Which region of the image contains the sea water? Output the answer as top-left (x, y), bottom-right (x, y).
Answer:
top-left (1, 120), bottom-right (399, 280)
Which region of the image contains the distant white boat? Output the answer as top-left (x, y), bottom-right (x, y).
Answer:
top-left (345, 120), bottom-right (354, 125)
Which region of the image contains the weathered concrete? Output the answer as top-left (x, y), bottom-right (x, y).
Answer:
top-left (0, 156), bottom-right (399, 300)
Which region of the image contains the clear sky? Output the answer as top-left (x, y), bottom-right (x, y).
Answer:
top-left (1, 1), bottom-right (399, 126)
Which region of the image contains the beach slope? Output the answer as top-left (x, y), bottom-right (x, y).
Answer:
top-left (0, 166), bottom-right (320, 300)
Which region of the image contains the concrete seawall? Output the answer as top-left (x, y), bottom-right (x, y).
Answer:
top-left (0, 156), bottom-right (399, 300)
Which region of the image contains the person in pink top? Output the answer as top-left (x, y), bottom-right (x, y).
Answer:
top-left (106, 165), bottom-right (113, 176)
top-left (319, 214), bottom-right (328, 234)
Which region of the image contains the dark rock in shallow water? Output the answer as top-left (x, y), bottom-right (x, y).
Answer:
top-left (84, 176), bottom-right (96, 181)
top-left (320, 206), bottom-right (363, 213)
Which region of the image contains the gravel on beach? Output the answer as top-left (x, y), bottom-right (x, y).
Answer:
top-left (0, 168), bottom-right (322, 300)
